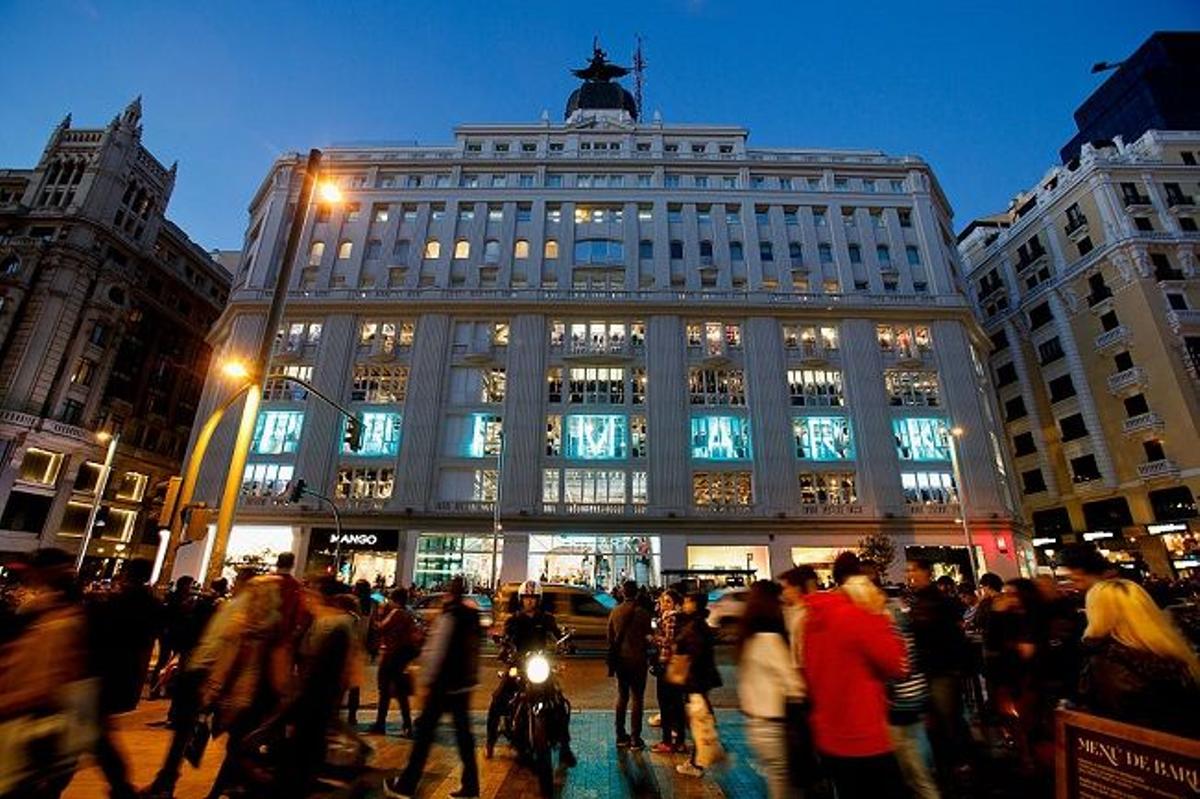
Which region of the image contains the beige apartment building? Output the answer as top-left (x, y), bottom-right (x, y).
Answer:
top-left (958, 130), bottom-right (1200, 576)
top-left (0, 100), bottom-right (230, 569)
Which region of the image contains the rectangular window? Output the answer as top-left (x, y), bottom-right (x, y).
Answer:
top-left (347, 411), bottom-right (401, 456)
top-left (564, 414), bottom-right (628, 460)
top-left (788, 369), bottom-right (844, 407)
top-left (689, 369), bottom-right (746, 406)
top-left (1048, 374), bottom-right (1076, 403)
top-left (630, 416), bottom-right (647, 458)
top-left (1013, 432), bottom-right (1037, 456)
top-left (465, 413), bottom-right (502, 457)
top-left (1022, 469), bottom-right (1047, 494)
top-left (1038, 337), bottom-right (1064, 365)
top-left (262, 365), bottom-right (314, 402)
top-left (559, 469), bottom-right (629, 505)
top-left (690, 416), bottom-right (752, 460)
top-left (350, 365), bottom-right (408, 403)
top-left (335, 467), bottom-right (395, 500)
top-left (241, 462), bottom-right (294, 497)
top-left (18, 448), bottom-right (63, 485)
top-left (901, 472), bottom-right (957, 504)
top-left (1070, 454), bottom-right (1101, 483)
top-left (798, 472), bottom-right (857, 505)
top-left (995, 363), bottom-right (1018, 387)
top-left (876, 324), bottom-right (932, 356)
top-left (1005, 396), bottom-right (1028, 422)
top-left (782, 324), bottom-right (839, 353)
top-left (793, 416), bottom-right (855, 460)
top-left (893, 417), bottom-right (949, 461)
top-left (885, 371), bottom-right (940, 406)
top-left (1060, 413), bottom-right (1088, 442)
top-left (1028, 302), bottom-right (1053, 330)
top-left (252, 410), bottom-right (303, 455)
top-left (632, 369), bottom-right (647, 405)
top-left (547, 368), bottom-right (563, 403)
top-left (567, 367), bottom-right (625, 404)
top-left (906, 246), bottom-right (921, 266)
top-left (686, 322), bottom-right (742, 356)
top-left (692, 472), bottom-right (753, 507)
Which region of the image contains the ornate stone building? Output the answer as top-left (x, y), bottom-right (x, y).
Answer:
top-left (179, 50), bottom-right (1025, 589)
top-left (0, 99), bottom-right (231, 567)
top-left (959, 130), bottom-right (1200, 577)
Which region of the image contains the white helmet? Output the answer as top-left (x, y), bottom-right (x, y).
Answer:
top-left (519, 579), bottom-right (542, 598)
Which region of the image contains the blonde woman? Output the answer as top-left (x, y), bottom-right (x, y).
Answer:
top-left (1079, 579), bottom-right (1200, 737)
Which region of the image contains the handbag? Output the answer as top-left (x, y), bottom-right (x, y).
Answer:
top-left (184, 713), bottom-right (211, 767)
top-left (665, 653), bottom-right (691, 687)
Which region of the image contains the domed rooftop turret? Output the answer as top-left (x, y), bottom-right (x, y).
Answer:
top-left (565, 43), bottom-right (638, 123)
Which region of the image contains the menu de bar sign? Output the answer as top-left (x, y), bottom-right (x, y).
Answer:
top-left (1056, 709), bottom-right (1199, 799)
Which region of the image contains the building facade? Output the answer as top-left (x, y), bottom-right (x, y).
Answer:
top-left (179, 53), bottom-right (1025, 589)
top-left (0, 100), bottom-right (231, 568)
top-left (959, 130), bottom-right (1200, 577)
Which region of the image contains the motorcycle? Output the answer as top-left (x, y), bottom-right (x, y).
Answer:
top-left (488, 629), bottom-right (574, 796)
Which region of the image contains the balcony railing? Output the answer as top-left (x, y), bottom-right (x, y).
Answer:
top-left (1095, 325), bottom-right (1130, 351)
top-left (1137, 459), bottom-right (1180, 481)
top-left (1014, 246), bottom-right (1048, 271)
top-left (693, 503), bottom-right (754, 515)
top-left (1086, 288), bottom-right (1113, 308)
top-left (906, 502), bottom-right (961, 516)
top-left (1167, 309), bottom-right (1200, 334)
top-left (1064, 215), bottom-right (1089, 238)
top-left (1122, 192), bottom-right (1152, 208)
top-left (433, 500), bottom-right (496, 514)
top-left (1122, 412), bottom-right (1163, 436)
top-left (798, 503), bottom-right (864, 515)
top-left (540, 502), bottom-right (647, 516)
top-left (555, 339), bottom-right (644, 359)
top-left (1107, 366), bottom-right (1147, 395)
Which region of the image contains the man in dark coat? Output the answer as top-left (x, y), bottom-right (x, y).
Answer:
top-left (87, 558), bottom-right (162, 799)
top-left (608, 580), bottom-right (652, 749)
top-left (384, 576), bottom-right (481, 799)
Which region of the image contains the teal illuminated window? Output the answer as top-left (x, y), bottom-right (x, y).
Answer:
top-left (466, 413), bottom-right (503, 457)
top-left (347, 412), bottom-right (401, 456)
top-left (893, 417), bottom-right (949, 461)
top-left (793, 417), bottom-right (855, 460)
top-left (690, 416), bottom-right (752, 460)
top-left (564, 415), bottom-right (627, 460)
top-left (252, 410), bottom-right (303, 455)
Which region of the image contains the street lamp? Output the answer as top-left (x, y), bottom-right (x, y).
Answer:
top-left (76, 429), bottom-right (120, 573)
top-left (946, 425), bottom-right (978, 586)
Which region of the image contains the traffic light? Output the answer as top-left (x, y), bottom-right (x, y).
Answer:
top-left (343, 416), bottom-right (362, 453)
top-left (181, 506), bottom-right (212, 543)
top-left (158, 476), bottom-right (182, 526)
top-left (287, 479), bottom-right (307, 504)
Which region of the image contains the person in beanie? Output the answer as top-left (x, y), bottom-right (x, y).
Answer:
top-left (608, 579), bottom-right (653, 749)
top-left (383, 576), bottom-right (481, 799)
top-left (803, 551), bottom-right (907, 799)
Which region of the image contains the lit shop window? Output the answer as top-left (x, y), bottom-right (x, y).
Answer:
top-left (885, 371), bottom-right (940, 407)
top-left (688, 369), bottom-right (746, 406)
top-left (345, 412), bottom-right (401, 456)
top-left (692, 472), bottom-right (753, 507)
top-left (18, 448), bottom-right (63, 485)
top-left (798, 472), bottom-right (857, 505)
top-left (630, 416), bottom-right (647, 458)
top-left (632, 369), bottom-right (647, 405)
top-left (901, 472), bottom-right (957, 504)
top-left (573, 207), bottom-right (623, 225)
top-left (359, 321), bottom-right (415, 354)
top-left (263, 365), bottom-right (312, 402)
top-left (113, 471), bottom-right (148, 502)
top-left (787, 369), bottom-right (844, 407)
top-left (564, 415), bottom-right (627, 460)
top-left (567, 367), bottom-right (625, 404)
top-left (782, 324), bottom-right (839, 353)
top-left (350, 365), bottom-right (408, 403)
top-left (241, 462), bottom-right (293, 497)
top-left (893, 418), bottom-right (950, 461)
top-left (793, 417), bottom-right (855, 461)
top-left (542, 468), bottom-right (637, 505)
top-left (465, 414), bottom-right (502, 458)
top-left (877, 324), bottom-right (932, 357)
top-left (252, 411), bottom-right (303, 455)
top-left (690, 416), bottom-right (752, 461)
top-left (275, 321), bottom-right (322, 351)
top-left (686, 322), bottom-right (742, 355)
top-left (335, 467), bottom-right (395, 500)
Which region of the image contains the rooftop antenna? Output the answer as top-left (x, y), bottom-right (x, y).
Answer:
top-left (633, 35), bottom-right (646, 122)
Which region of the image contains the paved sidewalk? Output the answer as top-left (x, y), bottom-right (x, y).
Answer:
top-left (63, 707), bottom-right (769, 798)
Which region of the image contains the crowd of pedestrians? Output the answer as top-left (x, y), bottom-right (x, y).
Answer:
top-left (0, 542), bottom-right (1198, 798)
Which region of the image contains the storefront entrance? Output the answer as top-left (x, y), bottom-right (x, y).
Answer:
top-left (686, 545), bottom-right (770, 583)
top-left (790, 547), bottom-right (845, 587)
top-left (527, 534), bottom-right (659, 589)
top-left (413, 532), bottom-right (502, 592)
top-left (905, 545), bottom-right (978, 582)
top-left (223, 524), bottom-right (295, 583)
top-left (307, 527), bottom-right (399, 587)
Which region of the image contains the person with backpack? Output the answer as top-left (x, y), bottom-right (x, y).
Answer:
top-left (370, 587), bottom-right (422, 737)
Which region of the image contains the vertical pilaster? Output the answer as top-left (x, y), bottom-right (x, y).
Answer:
top-left (393, 314), bottom-right (451, 508)
top-left (500, 315), bottom-right (545, 513)
top-left (841, 319), bottom-right (900, 513)
top-left (646, 316), bottom-right (688, 512)
top-left (744, 318), bottom-right (795, 513)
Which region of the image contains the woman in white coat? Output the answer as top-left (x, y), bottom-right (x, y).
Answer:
top-left (736, 580), bottom-right (806, 799)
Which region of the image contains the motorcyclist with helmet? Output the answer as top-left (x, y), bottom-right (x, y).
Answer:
top-left (486, 580), bottom-right (577, 767)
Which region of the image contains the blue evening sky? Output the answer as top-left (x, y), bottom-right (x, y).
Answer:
top-left (1, 1), bottom-right (1197, 250)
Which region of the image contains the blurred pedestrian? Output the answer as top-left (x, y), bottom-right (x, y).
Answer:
top-left (86, 558), bottom-right (161, 799)
top-left (149, 576), bottom-right (194, 698)
top-left (330, 593), bottom-right (367, 727)
top-left (609, 579), bottom-right (652, 750)
top-left (906, 558), bottom-right (972, 786)
top-left (778, 565), bottom-right (820, 793)
top-left (1078, 579), bottom-right (1200, 737)
top-left (383, 576), bottom-right (481, 799)
top-left (885, 600), bottom-right (939, 799)
top-left (1061, 545), bottom-right (1116, 595)
top-left (370, 587), bottom-right (421, 737)
top-left (736, 580), bottom-right (804, 799)
top-left (650, 589), bottom-right (686, 754)
top-left (804, 552), bottom-right (907, 799)
top-left (673, 591), bottom-right (724, 778)
top-left (0, 549), bottom-right (92, 799)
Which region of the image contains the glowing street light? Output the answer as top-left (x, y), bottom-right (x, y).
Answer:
top-left (318, 181), bottom-right (344, 205)
top-left (219, 358), bottom-right (252, 381)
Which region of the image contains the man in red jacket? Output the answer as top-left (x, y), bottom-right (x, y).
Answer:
top-left (802, 552), bottom-right (908, 799)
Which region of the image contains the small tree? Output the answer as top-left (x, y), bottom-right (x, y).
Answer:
top-left (857, 532), bottom-right (897, 575)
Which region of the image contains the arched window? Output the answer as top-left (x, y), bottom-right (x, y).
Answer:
top-left (337, 241), bottom-right (353, 260)
top-left (424, 239), bottom-right (441, 259)
top-left (483, 240), bottom-right (500, 263)
top-left (514, 239), bottom-right (530, 259)
top-left (454, 240), bottom-right (470, 259)
top-left (544, 239), bottom-right (560, 259)
top-left (308, 242), bottom-right (325, 266)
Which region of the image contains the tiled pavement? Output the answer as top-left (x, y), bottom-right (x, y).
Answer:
top-left (63, 708), bottom-right (767, 798)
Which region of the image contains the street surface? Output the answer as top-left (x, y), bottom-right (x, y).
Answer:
top-left (63, 651), bottom-right (762, 798)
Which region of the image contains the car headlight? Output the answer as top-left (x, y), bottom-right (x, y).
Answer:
top-left (525, 654), bottom-right (551, 684)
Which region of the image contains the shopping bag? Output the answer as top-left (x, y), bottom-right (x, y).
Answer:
top-left (686, 693), bottom-right (726, 769)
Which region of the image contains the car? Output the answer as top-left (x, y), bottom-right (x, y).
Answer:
top-left (706, 588), bottom-right (749, 639)
top-left (412, 592), bottom-right (493, 628)
top-left (492, 582), bottom-right (612, 643)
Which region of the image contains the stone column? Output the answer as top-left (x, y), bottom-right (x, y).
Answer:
top-left (393, 314), bottom-right (451, 508)
top-left (744, 317), bottom-right (796, 514)
top-left (646, 316), bottom-right (689, 513)
top-left (840, 319), bottom-right (901, 513)
top-left (293, 314), bottom-right (356, 495)
top-left (500, 315), bottom-right (545, 513)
